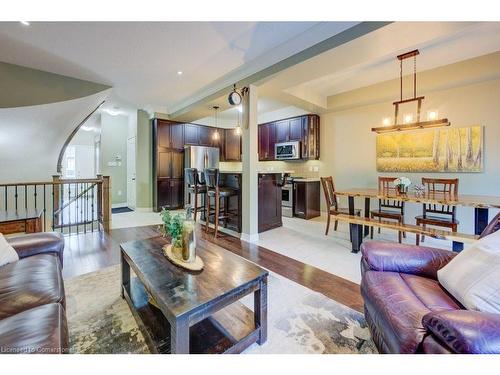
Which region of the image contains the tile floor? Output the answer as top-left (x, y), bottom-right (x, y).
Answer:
top-left (111, 210), bottom-right (455, 284)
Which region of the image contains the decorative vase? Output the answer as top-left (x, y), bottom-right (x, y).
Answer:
top-left (181, 206), bottom-right (196, 263)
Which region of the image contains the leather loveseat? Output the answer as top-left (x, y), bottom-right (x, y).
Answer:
top-left (0, 232), bottom-right (68, 354)
top-left (361, 213), bottom-right (500, 354)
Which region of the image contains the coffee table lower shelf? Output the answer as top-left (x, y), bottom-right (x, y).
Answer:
top-left (123, 277), bottom-right (258, 354)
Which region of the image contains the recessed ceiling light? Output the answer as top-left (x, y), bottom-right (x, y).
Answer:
top-left (20, 21), bottom-right (30, 26)
top-left (177, 71), bottom-right (183, 76)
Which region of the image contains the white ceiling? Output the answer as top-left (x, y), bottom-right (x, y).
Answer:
top-left (0, 21), bottom-right (358, 113)
top-left (259, 22), bottom-right (500, 111)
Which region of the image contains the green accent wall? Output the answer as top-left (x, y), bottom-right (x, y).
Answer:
top-left (136, 109), bottom-right (153, 209)
top-left (0, 62), bottom-right (110, 108)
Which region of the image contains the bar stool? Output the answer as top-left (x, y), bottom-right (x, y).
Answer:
top-left (185, 168), bottom-right (207, 222)
top-left (204, 168), bottom-right (237, 238)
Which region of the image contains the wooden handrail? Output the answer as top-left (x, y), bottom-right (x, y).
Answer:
top-left (0, 178), bottom-right (103, 187)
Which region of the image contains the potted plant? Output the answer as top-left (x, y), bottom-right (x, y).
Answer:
top-left (394, 177), bottom-right (411, 195)
top-left (159, 207), bottom-right (197, 263)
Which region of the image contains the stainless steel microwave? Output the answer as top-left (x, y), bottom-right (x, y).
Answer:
top-left (275, 141), bottom-right (300, 160)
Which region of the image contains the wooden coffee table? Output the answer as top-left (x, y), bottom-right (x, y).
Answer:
top-left (120, 236), bottom-right (268, 354)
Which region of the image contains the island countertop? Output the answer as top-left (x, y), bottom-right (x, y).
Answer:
top-left (219, 170), bottom-right (295, 174)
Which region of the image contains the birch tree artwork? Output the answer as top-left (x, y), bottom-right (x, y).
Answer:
top-left (376, 126), bottom-right (483, 173)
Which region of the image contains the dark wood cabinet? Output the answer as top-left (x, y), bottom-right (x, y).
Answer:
top-left (156, 119), bottom-right (184, 150)
top-left (301, 115), bottom-right (320, 160)
top-left (184, 124), bottom-right (199, 145)
top-left (293, 181), bottom-right (320, 219)
top-left (157, 178), bottom-right (184, 210)
top-left (170, 123), bottom-right (184, 149)
top-left (258, 173), bottom-right (282, 232)
top-left (224, 129), bottom-right (241, 161)
top-left (289, 117), bottom-right (303, 141)
top-left (198, 126), bottom-right (212, 146)
top-left (258, 122), bottom-right (276, 161)
top-left (258, 114), bottom-right (319, 161)
top-left (275, 120), bottom-right (289, 143)
top-left (153, 119), bottom-right (185, 211)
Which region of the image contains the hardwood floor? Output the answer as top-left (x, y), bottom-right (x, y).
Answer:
top-left (62, 225), bottom-right (363, 312)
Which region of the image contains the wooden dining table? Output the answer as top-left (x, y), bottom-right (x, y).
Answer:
top-left (334, 188), bottom-right (500, 253)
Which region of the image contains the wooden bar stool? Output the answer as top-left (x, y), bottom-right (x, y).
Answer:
top-left (371, 177), bottom-right (406, 243)
top-left (185, 168), bottom-right (207, 222)
top-left (204, 168), bottom-right (237, 238)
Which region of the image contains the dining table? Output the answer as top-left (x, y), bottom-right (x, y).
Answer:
top-left (334, 188), bottom-right (500, 253)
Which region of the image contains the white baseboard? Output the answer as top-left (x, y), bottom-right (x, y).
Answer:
top-left (240, 232), bottom-right (259, 243)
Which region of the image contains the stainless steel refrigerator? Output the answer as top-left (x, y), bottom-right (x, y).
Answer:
top-left (184, 146), bottom-right (220, 205)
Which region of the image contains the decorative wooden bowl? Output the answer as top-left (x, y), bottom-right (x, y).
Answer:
top-left (162, 244), bottom-right (204, 271)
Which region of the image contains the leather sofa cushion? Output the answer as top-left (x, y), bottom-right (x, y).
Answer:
top-left (0, 303), bottom-right (68, 354)
top-left (421, 335), bottom-right (453, 354)
top-left (0, 254), bottom-right (65, 320)
top-left (361, 270), bottom-right (461, 353)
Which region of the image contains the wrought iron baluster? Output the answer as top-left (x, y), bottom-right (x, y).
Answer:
top-left (24, 184), bottom-right (27, 210)
top-left (34, 184), bottom-right (38, 210)
top-left (91, 184), bottom-right (95, 232)
top-left (84, 183), bottom-right (88, 233)
top-left (15, 186), bottom-right (18, 210)
top-left (52, 184), bottom-right (55, 231)
top-left (4, 186), bottom-right (7, 211)
top-left (75, 183), bottom-right (79, 234)
top-left (43, 184), bottom-right (47, 232)
top-left (68, 183), bottom-right (71, 235)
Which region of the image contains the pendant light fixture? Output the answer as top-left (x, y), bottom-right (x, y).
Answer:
top-left (235, 104), bottom-right (242, 135)
top-left (212, 106), bottom-right (220, 140)
top-left (372, 49), bottom-right (450, 133)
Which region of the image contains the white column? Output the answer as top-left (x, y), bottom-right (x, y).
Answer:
top-left (241, 84), bottom-right (259, 242)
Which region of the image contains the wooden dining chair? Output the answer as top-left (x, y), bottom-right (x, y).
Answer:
top-left (320, 176), bottom-right (361, 236)
top-left (370, 177), bottom-right (406, 243)
top-left (415, 177), bottom-right (459, 245)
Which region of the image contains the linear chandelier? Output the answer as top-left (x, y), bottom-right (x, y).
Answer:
top-left (372, 49), bottom-right (451, 133)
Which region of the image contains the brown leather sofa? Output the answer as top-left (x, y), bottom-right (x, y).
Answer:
top-left (0, 232), bottom-right (68, 354)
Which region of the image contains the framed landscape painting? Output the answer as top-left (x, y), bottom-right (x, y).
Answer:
top-left (376, 126), bottom-right (483, 173)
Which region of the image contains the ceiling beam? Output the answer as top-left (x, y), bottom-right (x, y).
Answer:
top-left (169, 21), bottom-right (392, 122)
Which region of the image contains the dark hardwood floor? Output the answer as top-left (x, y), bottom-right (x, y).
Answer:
top-left (62, 225), bottom-right (363, 312)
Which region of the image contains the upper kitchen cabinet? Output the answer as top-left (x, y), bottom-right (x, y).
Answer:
top-left (258, 122), bottom-right (276, 161)
top-left (155, 119), bottom-right (184, 150)
top-left (301, 114), bottom-right (320, 160)
top-left (258, 114), bottom-right (320, 160)
top-left (224, 128), bottom-right (241, 161)
top-left (184, 123), bottom-right (199, 145)
top-left (198, 126), bottom-right (213, 146)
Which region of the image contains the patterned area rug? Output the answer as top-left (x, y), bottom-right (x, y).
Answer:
top-left (65, 265), bottom-right (377, 354)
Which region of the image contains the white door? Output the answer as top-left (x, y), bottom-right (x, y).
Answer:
top-left (127, 137), bottom-right (136, 210)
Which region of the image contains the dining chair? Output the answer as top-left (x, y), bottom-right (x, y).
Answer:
top-left (204, 168), bottom-right (238, 238)
top-left (185, 168), bottom-right (207, 221)
top-left (415, 177), bottom-right (459, 245)
top-left (320, 176), bottom-right (361, 236)
top-left (371, 177), bottom-right (406, 243)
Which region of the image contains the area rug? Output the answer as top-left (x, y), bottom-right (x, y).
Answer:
top-left (65, 265), bottom-right (377, 354)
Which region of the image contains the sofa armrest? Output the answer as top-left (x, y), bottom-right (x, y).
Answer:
top-left (7, 232), bottom-right (65, 267)
top-left (360, 240), bottom-right (456, 279)
top-left (423, 310), bottom-right (500, 354)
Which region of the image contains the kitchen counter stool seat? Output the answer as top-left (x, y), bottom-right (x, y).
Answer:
top-left (204, 168), bottom-right (238, 238)
top-left (185, 168), bottom-right (207, 221)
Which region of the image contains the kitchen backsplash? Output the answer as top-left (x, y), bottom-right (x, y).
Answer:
top-left (220, 160), bottom-right (322, 178)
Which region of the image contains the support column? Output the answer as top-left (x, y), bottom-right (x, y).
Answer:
top-left (241, 85), bottom-right (259, 242)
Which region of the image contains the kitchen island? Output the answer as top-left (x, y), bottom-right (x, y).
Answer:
top-left (210, 171), bottom-right (288, 234)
